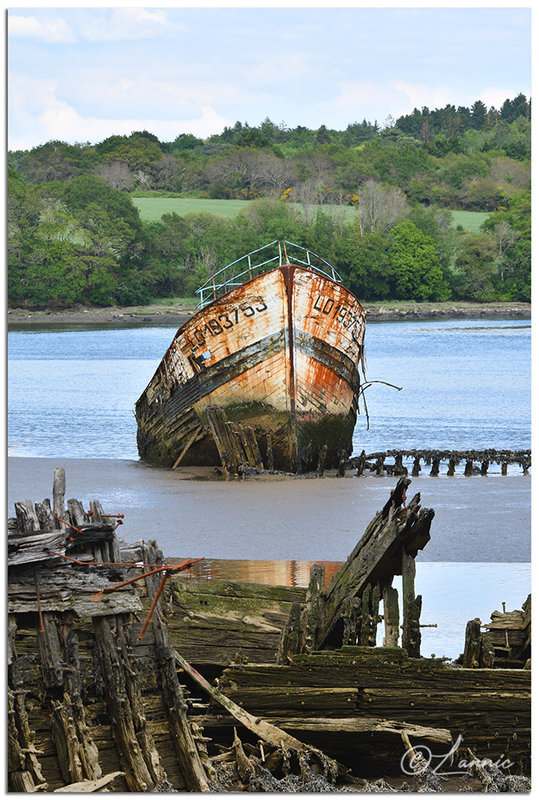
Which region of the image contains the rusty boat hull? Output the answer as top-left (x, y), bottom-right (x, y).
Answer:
top-left (136, 250), bottom-right (365, 473)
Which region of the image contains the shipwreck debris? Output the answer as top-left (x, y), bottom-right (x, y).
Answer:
top-left (351, 448), bottom-right (531, 477)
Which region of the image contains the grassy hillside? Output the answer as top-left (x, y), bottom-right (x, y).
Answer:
top-left (133, 195), bottom-right (490, 231)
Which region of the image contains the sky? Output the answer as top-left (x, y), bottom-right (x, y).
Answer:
top-left (6, 5), bottom-right (532, 151)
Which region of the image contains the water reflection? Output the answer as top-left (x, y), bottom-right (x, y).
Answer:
top-left (170, 558), bottom-right (531, 659)
top-left (169, 557), bottom-right (343, 588)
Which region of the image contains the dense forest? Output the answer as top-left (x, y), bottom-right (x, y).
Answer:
top-left (7, 94), bottom-right (531, 307)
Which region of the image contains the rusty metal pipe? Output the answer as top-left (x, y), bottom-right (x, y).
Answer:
top-left (137, 572), bottom-right (169, 641)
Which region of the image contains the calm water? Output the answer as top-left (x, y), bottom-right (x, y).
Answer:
top-left (7, 319), bottom-right (531, 459)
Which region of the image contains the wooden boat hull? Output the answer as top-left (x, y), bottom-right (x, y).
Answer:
top-left (135, 264), bottom-right (365, 473)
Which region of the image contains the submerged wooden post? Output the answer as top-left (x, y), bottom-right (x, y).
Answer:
top-left (342, 596), bottom-right (361, 646)
top-left (401, 549), bottom-right (422, 658)
top-left (303, 563), bottom-right (325, 654)
top-left (464, 458), bottom-right (474, 476)
top-left (265, 434), bottom-right (274, 472)
top-left (462, 618), bottom-right (482, 668)
top-left (481, 460), bottom-right (489, 476)
top-left (356, 450), bottom-right (366, 477)
top-left (376, 456), bottom-right (385, 476)
top-left (246, 427), bottom-right (264, 471)
top-left (501, 462), bottom-right (508, 476)
top-left (412, 457), bottom-right (421, 477)
top-left (430, 458), bottom-right (440, 477)
top-left (447, 458), bottom-right (456, 476)
top-left (368, 584), bottom-right (381, 646)
top-left (382, 584), bottom-right (400, 647)
top-left (316, 445), bottom-right (327, 477)
top-left (277, 602), bottom-right (302, 664)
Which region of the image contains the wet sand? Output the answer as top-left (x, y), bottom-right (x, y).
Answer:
top-left (8, 457), bottom-right (530, 563)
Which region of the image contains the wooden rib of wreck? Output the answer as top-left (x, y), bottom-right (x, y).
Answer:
top-left (135, 240), bottom-right (366, 474)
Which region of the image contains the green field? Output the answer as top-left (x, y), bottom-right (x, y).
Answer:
top-left (449, 210), bottom-right (490, 232)
top-left (132, 197), bottom-right (253, 221)
top-left (132, 195), bottom-right (490, 231)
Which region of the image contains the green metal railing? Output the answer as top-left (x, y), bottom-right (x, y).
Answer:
top-left (195, 240), bottom-right (342, 308)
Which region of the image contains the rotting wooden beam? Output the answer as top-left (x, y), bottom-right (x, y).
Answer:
top-left (316, 444), bottom-right (328, 476)
top-left (382, 584), bottom-right (400, 647)
top-left (429, 458), bottom-right (440, 477)
top-left (401, 549), bottom-right (421, 658)
top-left (173, 649), bottom-right (348, 779)
top-left (92, 615), bottom-right (163, 791)
top-left (315, 478), bottom-right (432, 650)
top-left (53, 467), bottom-right (66, 526)
top-left (140, 541), bottom-right (212, 792)
top-left (202, 714), bottom-right (452, 746)
top-left (265, 434), bottom-right (274, 471)
top-left (303, 564), bottom-right (325, 654)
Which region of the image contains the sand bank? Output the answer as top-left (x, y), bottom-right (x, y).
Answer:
top-left (7, 456), bottom-right (530, 563)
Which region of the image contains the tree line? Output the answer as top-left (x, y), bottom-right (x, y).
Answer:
top-left (7, 94), bottom-right (531, 308)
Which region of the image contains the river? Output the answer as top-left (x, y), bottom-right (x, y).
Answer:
top-left (7, 318), bottom-right (531, 658)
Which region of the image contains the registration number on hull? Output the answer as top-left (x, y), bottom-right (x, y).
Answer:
top-left (313, 294), bottom-right (362, 331)
top-left (184, 300), bottom-right (268, 347)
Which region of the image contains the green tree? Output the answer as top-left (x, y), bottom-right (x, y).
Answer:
top-left (340, 226), bottom-right (392, 299)
top-left (388, 221), bottom-right (449, 300)
top-left (450, 234), bottom-right (498, 301)
top-left (64, 175), bottom-right (145, 262)
top-left (470, 100), bottom-right (488, 130)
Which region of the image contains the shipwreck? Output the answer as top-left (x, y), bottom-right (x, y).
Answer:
top-left (135, 240), bottom-right (366, 474)
top-left (7, 471), bottom-right (530, 792)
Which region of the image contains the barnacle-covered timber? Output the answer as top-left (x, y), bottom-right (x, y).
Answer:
top-left (135, 241), bottom-right (366, 473)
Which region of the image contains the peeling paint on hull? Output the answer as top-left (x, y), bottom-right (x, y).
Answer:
top-left (135, 264), bottom-right (365, 473)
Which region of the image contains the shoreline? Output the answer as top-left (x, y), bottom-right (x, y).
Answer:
top-left (7, 300), bottom-right (531, 327)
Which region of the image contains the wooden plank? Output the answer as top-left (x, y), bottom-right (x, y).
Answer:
top-left (201, 715), bottom-right (452, 745)
top-left (174, 649), bottom-right (348, 777)
top-left (53, 771), bottom-right (125, 792)
top-left (14, 500), bottom-right (40, 534)
top-left (172, 426), bottom-right (203, 469)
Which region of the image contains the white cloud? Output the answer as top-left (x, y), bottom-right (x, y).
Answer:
top-left (8, 74), bottom-right (231, 150)
top-left (332, 80), bottom-right (454, 118)
top-left (71, 72), bottom-right (254, 120)
top-left (328, 79), bottom-right (520, 126)
top-left (391, 81), bottom-right (453, 113)
top-left (248, 54), bottom-right (311, 87)
top-left (83, 8), bottom-right (184, 42)
top-left (8, 14), bottom-right (75, 43)
top-left (476, 87), bottom-right (518, 109)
